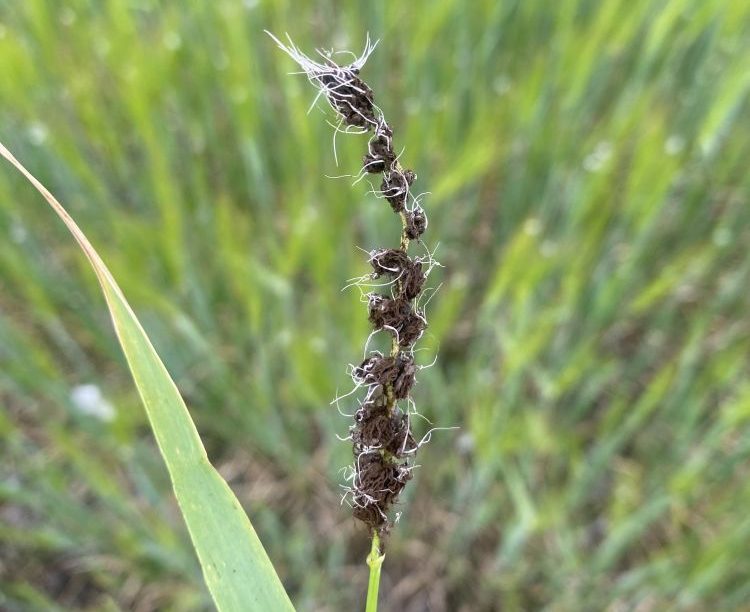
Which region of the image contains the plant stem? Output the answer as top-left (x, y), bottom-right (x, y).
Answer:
top-left (366, 532), bottom-right (385, 612)
top-left (399, 210), bottom-right (410, 251)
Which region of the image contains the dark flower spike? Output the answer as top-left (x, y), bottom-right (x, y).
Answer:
top-left (269, 32), bottom-right (439, 541)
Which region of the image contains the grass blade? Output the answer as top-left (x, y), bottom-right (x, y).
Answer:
top-left (0, 142), bottom-right (295, 612)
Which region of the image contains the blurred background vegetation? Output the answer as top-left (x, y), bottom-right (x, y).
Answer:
top-left (1, 1), bottom-right (750, 610)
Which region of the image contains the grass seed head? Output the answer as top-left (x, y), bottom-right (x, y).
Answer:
top-left (270, 31), bottom-right (439, 540)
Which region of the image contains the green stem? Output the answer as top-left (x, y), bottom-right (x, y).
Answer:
top-left (365, 532), bottom-right (385, 612)
top-left (399, 210), bottom-right (410, 252)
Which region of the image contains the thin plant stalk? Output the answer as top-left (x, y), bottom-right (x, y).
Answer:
top-left (366, 533), bottom-right (384, 612)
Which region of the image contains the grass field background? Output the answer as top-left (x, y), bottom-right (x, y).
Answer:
top-left (2, 1), bottom-right (750, 610)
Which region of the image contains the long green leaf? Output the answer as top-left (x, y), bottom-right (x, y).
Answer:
top-left (0, 142), bottom-right (295, 612)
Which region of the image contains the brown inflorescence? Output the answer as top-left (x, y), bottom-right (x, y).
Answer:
top-left (270, 32), bottom-right (436, 540)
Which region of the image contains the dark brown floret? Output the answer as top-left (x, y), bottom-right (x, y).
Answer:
top-left (352, 410), bottom-right (416, 457)
top-left (380, 169), bottom-right (416, 212)
top-left (363, 126), bottom-right (396, 173)
top-left (363, 153), bottom-right (386, 174)
top-left (405, 206), bottom-right (428, 240)
top-left (368, 249), bottom-right (426, 301)
top-left (374, 122), bottom-right (394, 142)
top-left (352, 412), bottom-right (390, 447)
top-left (367, 294), bottom-right (409, 329)
top-left (400, 260), bottom-right (425, 300)
top-left (399, 312), bottom-right (426, 347)
top-left (352, 451), bottom-right (413, 531)
top-left (384, 410), bottom-right (418, 456)
top-left (367, 295), bottom-right (427, 347)
top-left (353, 352), bottom-right (417, 400)
top-left (318, 71), bottom-right (378, 128)
top-left (353, 354), bottom-right (389, 386)
top-left (369, 248), bottom-right (410, 276)
top-left (353, 503), bottom-right (386, 529)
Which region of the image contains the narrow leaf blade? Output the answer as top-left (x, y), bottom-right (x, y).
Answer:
top-left (0, 142), bottom-right (295, 612)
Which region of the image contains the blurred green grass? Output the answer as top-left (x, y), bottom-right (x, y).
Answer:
top-left (1, 0), bottom-right (750, 610)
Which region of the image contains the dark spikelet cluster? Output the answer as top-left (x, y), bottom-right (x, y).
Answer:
top-left (367, 295), bottom-right (426, 348)
top-left (369, 248), bottom-right (426, 299)
top-left (269, 32), bottom-right (438, 541)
